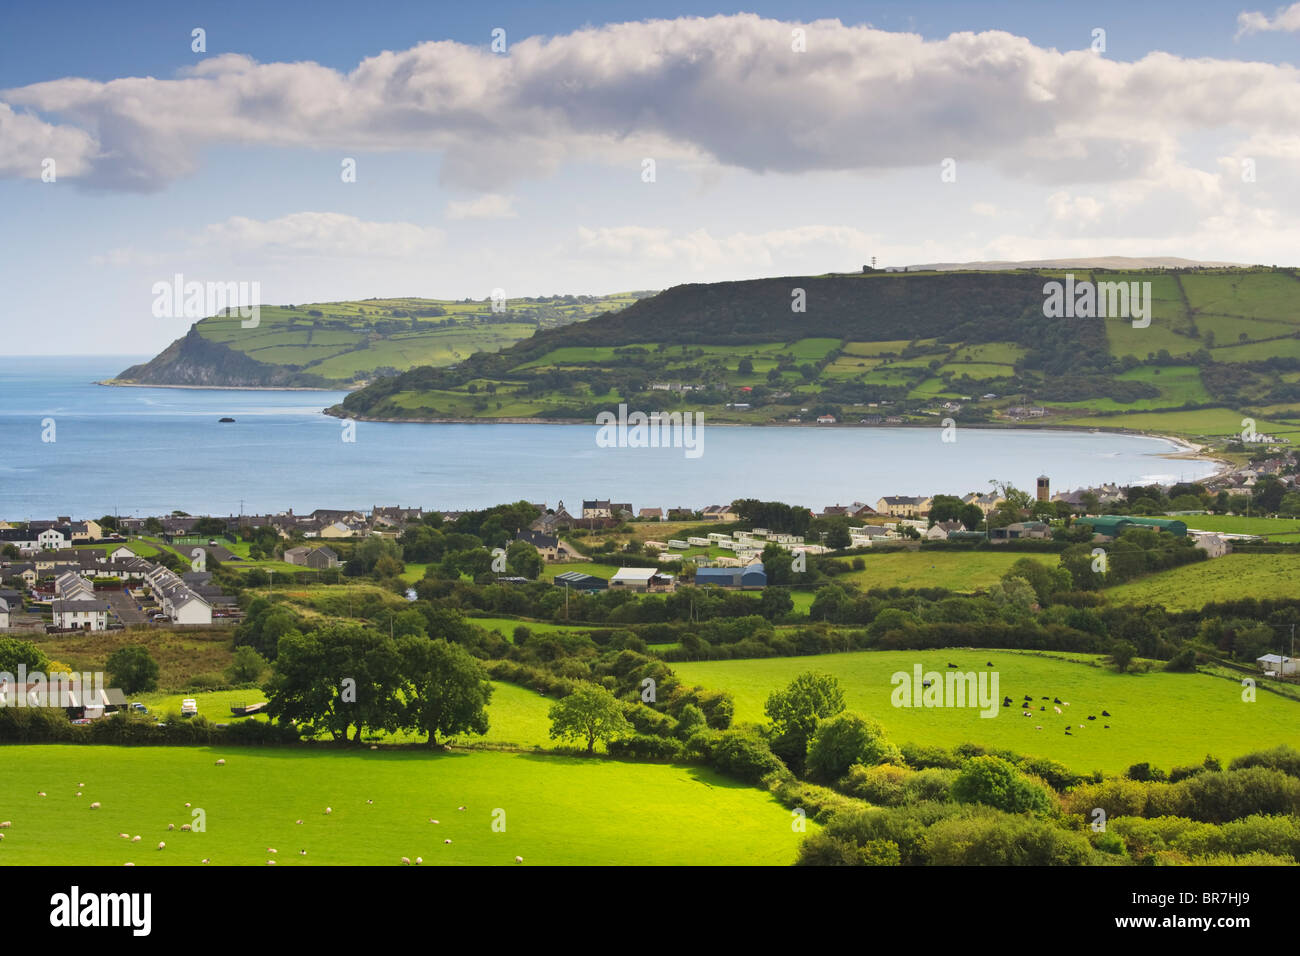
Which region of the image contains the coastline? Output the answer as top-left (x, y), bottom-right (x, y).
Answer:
top-left (320, 406), bottom-right (1234, 482)
top-left (98, 380), bottom-right (346, 392)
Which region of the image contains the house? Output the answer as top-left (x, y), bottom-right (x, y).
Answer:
top-left (532, 501), bottom-right (576, 534)
top-left (107, 545), bottom-right (138, 561)
top-left (638, 508), bottom-right (664, 521)
top-left (876, 496), bottom-right (932, 518)
top-left (816, 415), bottom-right (837, 424)
top-left (38, 527), bottom-right (70, 550)
top-left (0, 528), bottom-right (40, 551)
top-left (701, 505), bottom-right (738, 523)
top-left (989, 521), bottom-right (1052, 542)
top-left (961, 492), bottom-right (1004, 516)
top-left (0, 597), bottom-right (9, 629)
top-left (925, 521), bottom-right (964, 540)
top-left (1192, 533), bottom-right (1231, 558)
top-left (610, 503), bottom-right (635, 521)
top-left (1257, 654), bottom-right (1298, 676)
top-left (371, 505), bottom-right (424, 528)
top-left (609, 567), bottom-right (675, 593)
top-left (284, 546), bottom-right (341, 569)
top-left (667, 507), bottom-right (696, 521)
top-left (514, 530), bottom-right (580, 562)
top-left (582, 500), bottom-right (613, 519)
top-left (51, 598), bottom-right (110, 631)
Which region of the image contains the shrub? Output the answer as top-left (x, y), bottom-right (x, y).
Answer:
top-left (818, 802), bottom-right (958, 866)
top-left (926, 808), bottom-right (1094, 865)
top-left (806, 712), bottom-right (901, 783)
top-left (1175, 767), bottom-right (1300, 823)
top-left (900, 742), bottom-right (962, 770)
top-left (841, 763), bottom-right (912, 806)
top-left (904, 767), bottom-right (959, 804)
top-left (1229, 745), bottom-right (1300, 778)
top-left (1126, 762), bottom-right (1166, 782)
top-left (705, 729), bottom-right (787, 784)
top-left (951, 755), bottom-right (1052, 815)
top-left (1063, 779), bottom-right (1149, 819)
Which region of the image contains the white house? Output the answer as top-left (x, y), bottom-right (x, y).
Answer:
top-left (38, 528), bottom-right (69, 550)
top-left (1192, 533), bottom-right (1231, 558)
top-left (0, 597), bottom-right (9, 629)
top-left (52, 598), bottom-right (109, 631)
top-left (1257, 654), bottom-right (1298, 676)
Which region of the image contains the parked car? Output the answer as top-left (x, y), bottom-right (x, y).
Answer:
top-left (130, 702), bottom-right (148, 714)
top-left (181, 698), bottom-right (198, 717)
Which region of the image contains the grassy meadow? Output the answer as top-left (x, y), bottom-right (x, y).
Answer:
top-left (673, 649), bottom-right (1300, 775)
top-left (0, 747), bottom-right (807, 866)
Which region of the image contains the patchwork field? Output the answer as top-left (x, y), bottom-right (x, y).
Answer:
top-left (830, 550), bottom-right (1058, 593)
top-left (673, 649), bottom-right (1300, 774)
top-left (0, 746), bottom-right (807, 866)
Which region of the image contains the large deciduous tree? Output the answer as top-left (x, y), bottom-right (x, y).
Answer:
top-left (548, 683), bottom-right (632, 754)
top-left (400, 637), bottom-right (492, 746)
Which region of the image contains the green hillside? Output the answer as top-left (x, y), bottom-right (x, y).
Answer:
top-left (111, 293), bottom-right (652, 388)
top-left (334, 267), bottom-right (1300, 440)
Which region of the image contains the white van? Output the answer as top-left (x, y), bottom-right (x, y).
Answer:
top-left (181, 698), bottom-right (198, 717)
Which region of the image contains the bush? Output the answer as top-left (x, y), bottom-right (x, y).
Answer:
top-left (1126, 762), bottom-right (1166, 782)
top-left (951, 755), bottom-right (1052, 815)
top-left (899, 742), bottom-right (962, 770)
top-left (1175, 767), bottom-right (1300, 823)
top-left (806, 712), bottom-right (901, 783)
top-left (904, 767), bottom-right (960, 804)
top-left (926, 808), bottom-right (1094, 865)
top-left (1063, 779), bottom-right (1149, 819)
top-left (840, 763), bottom-right (912, 806)
top-left (704, 729), bottom-right (788, 784)
top-left (1229, 745), bottom-right (1300, 778)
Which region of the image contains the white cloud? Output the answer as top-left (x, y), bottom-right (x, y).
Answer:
top-left (197, 212), bottom-right (443, 259)
top-left (3, 15), bottom-right (1299, 192)
top-left (445, 194), bottom-right (517, 220)
top-left (574, 224), bottom-right (879, 272)
top-left (0, 103), bottom-right (96, 178)
top-left (1237, 3), bottom-right (1300, 37)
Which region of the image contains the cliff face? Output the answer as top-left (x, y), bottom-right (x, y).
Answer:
top-left (114, 327), bottom-right (330, 387)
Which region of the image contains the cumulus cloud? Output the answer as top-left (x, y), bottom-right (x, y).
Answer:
top-left (3, 15), bottom-right (1299, 192)
top-left (1237, 3), bottom-right (1300, 37)
top-left (0, 103), bottom-right (97, 178)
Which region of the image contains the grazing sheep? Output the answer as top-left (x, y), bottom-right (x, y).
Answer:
top-left (401, 856), bottom-right (411, 865)
top-left (325, 807), bottom-right (333, 815)
top-left (1053, 706), bottom-right (1062, 714)
top-left (158, 842), bottom-right (165, 850)
top-left (132, 836), bottom-right (141, 843)
top-left (76, 792), bottom-right (82, 797)
top-left (444, 839), bottom-right (452, 844)
top-left (201, 858), bottom-right (210, 864)
top-left (1035, 726), bottom-right (1042, 731)
top-left (457, 806), bottom-right (466, 811)
top-left (415, 857), bottom-right (423, 865)
top-left (184, 802), bottom-right (191, 808)
top-left (267, 848), bottom-right (277, 854)
top-left (1063, 702), bottom-right (1070, 707)
top-left (300, 850), bottom-right (306, 855)
top-left (367, 799), bottom-right (373, 805)
top-left (181, 824), bottom-right (191, 832)
top-left (124, 862), bottom-right (134, 866)
top-left (215, 759), bottom-right (225, 766)
top-left (515, 856), bottom-right (523, 864)
top-left (119, 833), bottom-right (129, 840)
top-left (89, 802), bottom-right (101, 809)
top-left (0, 833), bottom-right (4, 840)
top-left (266, 860), bottom-right (276, 866)
top-left (1079, 724), bottom-right (1085, 729)
top-left (78, 783), bottom-right (84, 787)
top-left (0, 822), bottom-right (11, 828)
top-left (167, 824), bottom-right (175, 831)
top-left (37, 791), bottom-right (45, 797)
top-left (429, 819), bottom-right (439, 824)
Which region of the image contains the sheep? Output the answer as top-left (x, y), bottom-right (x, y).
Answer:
top-left (89, 802), bottom-right (101, 809)
top-left (124, 862), bottom-right (134, 866)
top-left (180, 824), bottom-right (191, 832)
top-left (324, 807), bottom-right (333, 815)
top-left (215, 759), bottom-right (225, 766)
top-left (1104, 725), bottom-right (1110, 729)
top-left (184, 802), bottom-right (191, 808)
top-left (1065, 729), bottom-right (1072, 735)
top-left (0, 833), bottom-right (4, 841)
top-left (429, 819), bottom-right (439, 824)
top-left (132, 836), bottom-right (141, 843)
top-left (1053, 706), bottom-right (1062, 714)
top-left (401, 856), bottom-right (411, 866)
top-left (158, 842), bottom-right (166, 850)
top-left (76, 792), bottom-right (82, 797)
top-left (78, 782), bottom-right (85, 787)
top-left (444, 839), bottom-right (452, 844)
top-left (367, 799), bottom-right (373, 805)
top-left (1063, 702), bottom-right (1070, 707)
top-left (267, 848), bottom-right (277, 854)
top-left (0, 822), bottom-right (11, 828)
top-left (1035, 726), bottom-right (1042, 731)
top-left (415, 857), bottom-right (423, 865)
top-left (457, 806), bottom-right (466, 811)
top-left (266, 860), bottom-right (276, 866)
top-left (515, 856), bottom-right (523, 864)
top-left (37, 791), bottom-right (45, 797)
top-left (201, 858), bottom-right (210, 864)
top-left (300, 849), bottom-right (307, 855)
top-left (1039, 706), bottom-right (1045, 711)
top-left (119, 833), bottom-right (130, 840)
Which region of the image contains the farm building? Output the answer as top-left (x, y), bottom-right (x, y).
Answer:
top-left (1075, 515), bottom-right (1133, 539)
top-left (695, 562), bottom-right (766, 589)
top-left (284, 546), bottom-right (340, 569)
top-left (553, 571), bottom-right (607, 592)
top-left (609, 568), bottom-right (675, 593)
top-left (989, 521), bottom-right (1051, 543)
top-left (1257, 654), bottom-right (1298, 676)
top-left (1118, 516), bottom-right (1188, 537)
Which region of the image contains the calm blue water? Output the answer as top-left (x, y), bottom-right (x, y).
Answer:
top-left (0, 357), bottom-right (1217, 519)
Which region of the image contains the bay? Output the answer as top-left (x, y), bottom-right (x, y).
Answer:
top-left (0, 357), bottom-right (1218, 519)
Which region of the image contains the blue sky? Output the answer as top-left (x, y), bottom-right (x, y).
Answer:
top-left (2, 0), bottom-right (1298, 354)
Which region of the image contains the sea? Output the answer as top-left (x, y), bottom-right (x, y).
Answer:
top-left (0, 356), bottom-right (1219, 520)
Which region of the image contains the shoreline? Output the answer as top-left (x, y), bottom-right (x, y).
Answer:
top-left (98, 380), bottom-right (346, 392)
